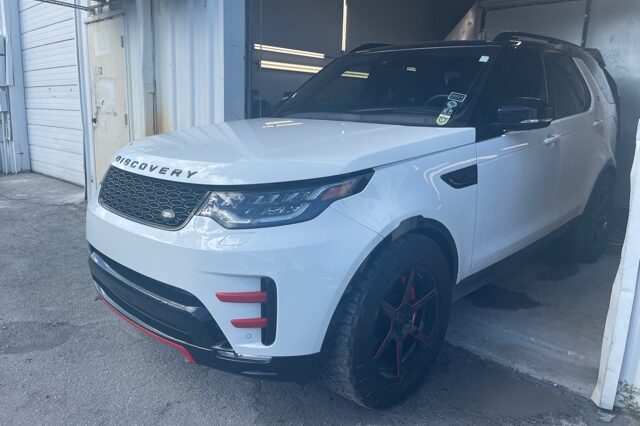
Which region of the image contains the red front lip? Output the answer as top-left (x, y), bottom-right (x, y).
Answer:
top-left (98, 294), bottom-right (196, 364)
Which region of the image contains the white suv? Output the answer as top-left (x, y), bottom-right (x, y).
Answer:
top-left (87, 33), bottom-right (619, 408)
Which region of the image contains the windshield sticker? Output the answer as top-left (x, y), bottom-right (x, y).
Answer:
top-left (437, 99), bottom-right (461, 126)
top-left (436, 114), bottom-right (451, 126)
top-left (479, 55), bottom-right (490, 63)
top-left (448, 92), bottom-right (467, 103)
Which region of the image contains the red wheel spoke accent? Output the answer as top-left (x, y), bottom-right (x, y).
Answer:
top-left (411, 329), bottom-right (432, 347)
top-left (374, 329), bottom-right (395, 360)
top-left (411, 288), bottom-right (438, 310)
top-left (380, 301), bottom-right (396, 320)
top-left (396, 335), bottom-right (405, 377)
top-left (402, 269), bottom-right (417, 304)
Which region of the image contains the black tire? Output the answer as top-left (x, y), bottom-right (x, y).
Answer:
top-left (568, 172), bottom-right (615, 263)
top-left (323, 233), bottom-right (452, 408)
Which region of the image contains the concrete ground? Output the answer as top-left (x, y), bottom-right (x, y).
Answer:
top-left (448, 249), bottom-right (619, 398)
top-left (0, 172), bottom-right (636, 425)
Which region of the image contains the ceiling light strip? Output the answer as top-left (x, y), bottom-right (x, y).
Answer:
top-left (341, 0), bottom-right (349, 52)
top-left (254, 44), bottom-right (325, 59)
top-left (260, 60), bottom-right (323, 74)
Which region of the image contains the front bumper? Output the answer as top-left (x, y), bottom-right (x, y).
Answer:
top-left (90, 249), bottom-right (322, 380)
top-left (86, 195), bottom-right (382, 360)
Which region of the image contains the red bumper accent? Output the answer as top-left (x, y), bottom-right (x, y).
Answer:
top-left (230, 317), bottom-right (268, 328)
top-left (216, 291), bottom-right (267, 303)
top-left (99, 295), bottom-right (196, 363)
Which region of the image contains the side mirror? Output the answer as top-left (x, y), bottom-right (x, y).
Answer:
top-left (497, 97), bottom-right (554, 131)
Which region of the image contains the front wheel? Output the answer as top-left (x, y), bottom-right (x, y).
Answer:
top-left (323, 234), bottom-right (452, 408)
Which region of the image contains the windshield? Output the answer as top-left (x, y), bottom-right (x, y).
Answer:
top-left (275, 46), bottom-right (499, 127)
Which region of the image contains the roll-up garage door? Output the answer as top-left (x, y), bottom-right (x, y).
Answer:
top-left (19, 0), bottom-right (84, 186)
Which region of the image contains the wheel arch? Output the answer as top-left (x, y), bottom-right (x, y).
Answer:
top-left (320, 216), bottom-right (458, 351)
top-left (587, 160), bottom-right (617, 210)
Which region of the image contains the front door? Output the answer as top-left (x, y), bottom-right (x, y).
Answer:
top-left (86, 15), bottom-right (129, 187)
top-left (472, 48), bottom-right (560, 273)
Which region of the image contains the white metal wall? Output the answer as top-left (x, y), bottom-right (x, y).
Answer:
top-left (122, 0), bottom-right (245, 141)
top-left (483, 0), bottom-right (586, 44)
top-left (19, 0), bottom-right (84, 185)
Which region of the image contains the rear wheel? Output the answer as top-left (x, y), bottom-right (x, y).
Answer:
top-left (323, 234), bottom-right (452, 408)
top-left (568, 172), bottom-right (615, 263)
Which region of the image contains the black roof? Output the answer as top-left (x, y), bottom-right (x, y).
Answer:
top-left (351, 39), bottom-right (498, 54)
top-left (348, 32), bottom-right (608, 69)
top-left (351, 32), bottom-right (584, 54)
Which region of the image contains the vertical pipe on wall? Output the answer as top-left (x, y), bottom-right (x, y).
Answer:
top-left (187, 0), bottom-right (196, 128)
top-left (74, 0), bottom-right (92, 195)
top-left (0, 0), bottom-right (31, 173)
top-left (169, 9), bottom-right (178, 130)
top-left (136, 0), bottom-right (156, 137)
top-left (245, 0), bottom-right (253, 118)
top-left (580, 0), bottom-right (592, 47)
top-left (208, 0), bottom-right (224, 123)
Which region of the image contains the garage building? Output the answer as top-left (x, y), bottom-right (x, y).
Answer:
top-left (0, 0), bottom-right (638, 411)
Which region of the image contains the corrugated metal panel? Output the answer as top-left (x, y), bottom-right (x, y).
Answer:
top-left (123, 0), bottom-right (243, 139)
top-left (19, 0), bottom-right (84, 186)
top-left (151, 0), bottom-right (217, 133)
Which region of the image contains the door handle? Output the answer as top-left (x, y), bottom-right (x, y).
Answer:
top-left (543, 135), bottom-right (560, 146)
top-left (593, 119), bottom-right (604, 128)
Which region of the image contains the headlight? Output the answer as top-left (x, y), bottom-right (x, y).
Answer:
top-left (196, 170), bottom-right (373, 229)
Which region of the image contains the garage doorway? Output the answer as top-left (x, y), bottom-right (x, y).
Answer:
top-left (246, 0), bottom-right (635, 409)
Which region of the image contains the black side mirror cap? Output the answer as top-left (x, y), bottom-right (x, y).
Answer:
top-left (497, 97), bottom-right (554, 131)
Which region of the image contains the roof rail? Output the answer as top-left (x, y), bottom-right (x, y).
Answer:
top-left (493, 31), bottom-right (580, 48)
top-left (350, 43), bottom-right (391, 53)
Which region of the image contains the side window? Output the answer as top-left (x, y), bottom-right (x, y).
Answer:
top-left (499, 49), bottom-right (547, 104)
top-left (544, 53), bottom-right (591, 118)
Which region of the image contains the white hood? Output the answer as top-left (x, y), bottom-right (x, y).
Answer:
top-left (111, 118), bottom-right (476, 185)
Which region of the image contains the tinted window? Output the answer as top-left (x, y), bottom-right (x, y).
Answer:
top-left (275, 47), bottom-right (499, 127)
top-left (499, 49), bottom-right (547, 104)
top-left (544, 53), bottom-right (591, 118)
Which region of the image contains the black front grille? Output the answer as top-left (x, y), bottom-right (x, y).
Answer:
top-left (99, 166), bottom-right (209, 229)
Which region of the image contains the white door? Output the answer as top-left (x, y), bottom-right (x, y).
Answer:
top-left (472, 48), bottom-right (560, 272)
top-left (543, 52), bottom-right (607, 223)
top-left (86, 15), bottom-right (129, 185)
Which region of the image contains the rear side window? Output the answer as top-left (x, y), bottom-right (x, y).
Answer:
top-left (544, 53), bottom-right (591, 118)
top-left (499, 49), bottom-right (548, 104)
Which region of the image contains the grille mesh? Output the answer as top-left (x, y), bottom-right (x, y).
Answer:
top-left (99, 166), bottom-right (209, 229)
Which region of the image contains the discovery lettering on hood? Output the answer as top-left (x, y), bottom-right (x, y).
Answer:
top-left (114, 156), bottom-right (199, 179)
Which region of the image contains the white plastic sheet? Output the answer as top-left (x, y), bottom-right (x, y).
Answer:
top-left (592, 120), bottom-right (640, 409)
